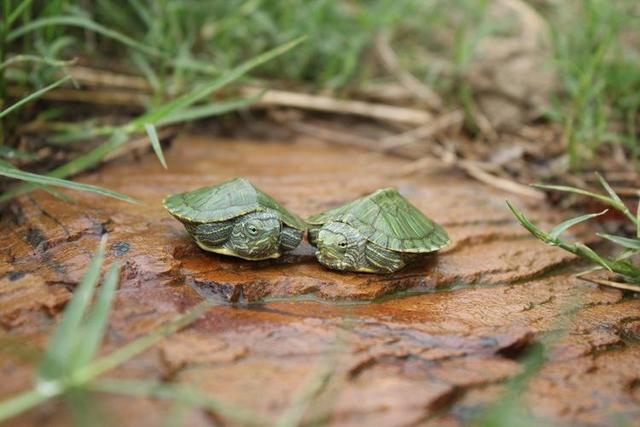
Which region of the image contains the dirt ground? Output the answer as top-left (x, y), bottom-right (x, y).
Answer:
top-left (1, 133), bottom-right (639, 426)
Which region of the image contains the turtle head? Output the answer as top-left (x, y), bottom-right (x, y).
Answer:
top-left (315, 222), bottom-right (366, 271)
top-left (229, 211), bottom-right (281, 259)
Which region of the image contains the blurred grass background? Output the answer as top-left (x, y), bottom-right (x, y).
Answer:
top-left (0, 0), bottom-right (639, 199)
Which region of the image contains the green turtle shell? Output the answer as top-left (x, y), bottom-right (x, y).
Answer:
top-left (307, 188), bottom-right (449, 253)
top-left (163, 178), bottom-right (306, 231)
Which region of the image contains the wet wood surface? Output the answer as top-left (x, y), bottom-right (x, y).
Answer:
top-left (1, 134), bottom-right (639, 426)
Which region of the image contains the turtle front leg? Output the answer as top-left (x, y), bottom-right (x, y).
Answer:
top-left (364, 242), bottom-right (407, 273)
top-left (279, 226), bottom-right (303, 253)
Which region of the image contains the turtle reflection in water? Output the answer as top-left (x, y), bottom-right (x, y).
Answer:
top-left (307, 189), bottom-right (450, 274)
top-left (163, 178), bottom-right (306, 260)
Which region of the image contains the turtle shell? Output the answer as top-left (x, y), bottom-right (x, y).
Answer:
top-left (163, 178), bottom-right (306, 230)
top-left (307, 188), bottom-right (449, 253)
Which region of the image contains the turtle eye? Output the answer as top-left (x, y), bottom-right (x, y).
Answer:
top-left (247, 224), bottom-right (259, 235)
top-left (338, 241), bottom-right (347, 248)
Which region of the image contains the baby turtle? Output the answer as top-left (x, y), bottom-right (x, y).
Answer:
top-left (163, 178), bottom-right (306, 260)
top-left (307, 188), bottom-right (450, 273)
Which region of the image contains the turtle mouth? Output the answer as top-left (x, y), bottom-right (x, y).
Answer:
top-left (248, 235), bottom-right (279, 255)
top-left (316, 249), bottom-right (347, 270)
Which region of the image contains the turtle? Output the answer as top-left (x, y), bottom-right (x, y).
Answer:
top-left (306, 188), bottom-right (450, 273)
top-left (163, 178), bottom-right (306, 260)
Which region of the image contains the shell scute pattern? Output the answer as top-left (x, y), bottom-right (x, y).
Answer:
top-left (163, 177), bottom-right (306, 230)
top-left (309, 188), bottom-right (449, 253)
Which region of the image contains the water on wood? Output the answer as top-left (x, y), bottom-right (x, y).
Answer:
top-left (1, 135), bottom-right (639, 426)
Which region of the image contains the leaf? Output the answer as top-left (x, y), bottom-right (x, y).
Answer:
top-left (72, 263), bottom-right (121, 369)
top-left (7, 16), bottom-right (161, 57)
top-left (0, 76), bottom-right (71, 119)
top-left (0, 162), bottom-right (138, 205)
top-left (144, 124), bottom-right (167, 169)
top-left (129, 36), bottom-right (305, 130)
top-left (597, 233), bottom-right (640, 250)
top-left (548, 210), bottom-right (607, 239)
top-left (38, 237), bottom-right (107, 381)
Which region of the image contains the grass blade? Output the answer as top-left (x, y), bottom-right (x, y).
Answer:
top-left (155, 94), bottom-right (264, 127)
top-left (506, 201), bottom-right (552, 244)
top-left (0, 131), bottom-right (128, 203)
top-left (0, 163), bottom-right (138, 205)
top-left (72, 263), bottom-right (121, 369)
top-left (0, 76), bottom-right (71, 119)
top-left (7, 16), bottom-right (161, 57)
top-left (597, 233), bottom-right (640, 250)
top-left (129, 36), bottom-right (305, 130)
top-left (574, 243), bottom-right (613, 272)
top-left (637, 199), bottom-right (640, 238)
top-left (144, 124), bottom-right (167, 169)
top-left (0, 54), bottom-right (75, 71)
top-left (595, 172), bottom-right (623, 206)
top-left (89, 379), bottom-right (258, 426)
top-left (0, 160), bottom-right (77, 203)
top-left (548, 210), bottom-right (607, 239)
top-left (7, 0), bottom-right (34, 27)
top-left (0, 146), bottom-right (38, 161)
top-left (532, 183), bottom-right (614, 206)
top-left (0, 388), bottom-right (57, 423)
top-left (0, 269), bottom-right (213, 423)
top-left (40, 186), bottom-right (78, 204)
top-left (534, 180), bottom-right (637, 226)
top-left (38, 237), bottom-right (107, 381)
top-left (595, 172), bottom-right (638, 227)
top-left (72, 301), bottom-right (213, 383)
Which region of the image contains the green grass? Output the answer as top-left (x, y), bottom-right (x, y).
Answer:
top-left (0, 23), bottom-right (303, 203)
top-left (0, 0), bottom-right (640, 192)
top-left (507, 173), bottom-right (640, 289)
top-left (0, 237), bottom-right (235, 424)
top-left (0, 236), bottom-right (342, 426)
top-left (0, 0), bottom-right (508, 176)
top-left (1, 0), bottom-right (637, 190)
top-left (546, 0), bottom-right (640, 170)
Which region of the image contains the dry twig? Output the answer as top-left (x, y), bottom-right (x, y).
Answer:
top-left (287, 122), bottom-right (376, 151)
top-left (459, 159), bottom-right (544, 199)
top-left (578, 274), bottom-right (640, 293)
top-left (380, 110), bottom-right (464, 152)
top-left (242, 87), bottom-right (433, 125)
top-left (68, 66), bottom-right (151, 91)
top-left (8, 86), bottom-right (148, 108)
